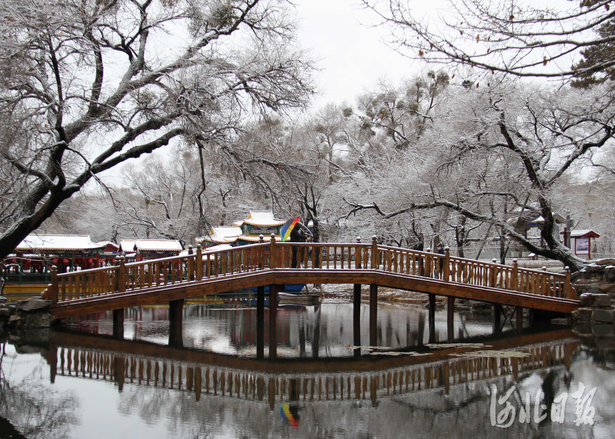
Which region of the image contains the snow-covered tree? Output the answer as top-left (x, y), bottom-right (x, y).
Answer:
top-left (363, 0), bottom-right (615, 80)
top-left (347, 80), bottom-right (615, 271)
top-left (0, 0), bottom-right (313, 259)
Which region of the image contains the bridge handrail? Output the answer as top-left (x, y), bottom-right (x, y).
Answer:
top-left (368, 243), bottom-right (572, 298)
top-left (445, 253), bottom-right (572, 298)
top-left (46, 242), bottom-right (271, 302)
top-left (45, 237), bottom-right (575, 303)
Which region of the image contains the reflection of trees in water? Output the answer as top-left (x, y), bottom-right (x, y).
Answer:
top-left (117, 385), bottom-right (278, 438)
top-left (0, 343), bottom-right (79, 438)
top-left (370, 368), bottom-right (587, 439)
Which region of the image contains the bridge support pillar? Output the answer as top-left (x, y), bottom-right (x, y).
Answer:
top-left (447, 297), bottom-right (455, 343)
top-left (169, 299), bottom-right (184, 348)
top-left (299, 324), bottom-right (306, 357)
top-left (493, 304), bottom-right (502, 334)
top-left (256, 286), bottom-right (265, 360)
top-left (516, 306), bottom-right (523, 333)
top-left (369, 284), bottom-right (378, 347)
top-left (169, 299), bottom-right (184, 323)
top-left (313, 304), bottom-right (321, 359)
top-left (428, 294), bottom-right (436, 343)
top-left (269, 285), bottom-right (281, 360)
top-left (353, 284), bottom-right (361, 355)
top-left (418, 312), bottom-right (425, 346)
top-left (113, 309), bottom-right (124, 340)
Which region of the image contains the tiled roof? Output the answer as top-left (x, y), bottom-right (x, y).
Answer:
top-left (571, 229), bottom-right (600, 238)
top-left (119, 240), bottom-right (136, 253)
top-left (120, 239), bottom-right (183, 252)
top-left (197, 226), bottom-right (242, 244)
top-left (237, 234), bottom-right (280, 242)
top-left (204, 244), bottom-right (234, 253)
top-left (242, 210), bottom-right (285, 227)
top-left (97, 241), bottom-right (119, 251)
top-left (15, 234), bottom-right (104, 252)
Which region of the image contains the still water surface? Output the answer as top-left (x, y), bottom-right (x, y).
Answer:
top-left (1, 300), bottom-right (613, 438)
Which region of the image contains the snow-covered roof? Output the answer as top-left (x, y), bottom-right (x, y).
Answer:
top-left (179, 243), bottom-right (234, 257)
top-left (238, 234), bottom-right (281, 243)
top-left (196, 226), bottom-right (242, 244)
top-left (571, 229), bottom-right (600, 238)
top-left (98, 241), bottom-right (120, 252)
top-left (234, 210), bottom-right (285, 227)
top-left (120, 239), bottom-right (183, 252)
top-left (120, 240), bottom-right (137, 253)
top-left (97, 241), bottom-right (119, 250)
top-left (214, 226), bottom-right (242, 241)
top-left (15, 234), bottom-right (105, 252)
top-left (204, 244), bottom-right (234, 253)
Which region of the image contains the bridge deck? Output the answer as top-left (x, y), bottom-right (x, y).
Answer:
top-left (46, 238), bottom-right (580, 319)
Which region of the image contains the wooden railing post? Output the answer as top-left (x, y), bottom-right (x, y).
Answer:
top-left (117, 256), bottom-right (126, 293)
top-left (356, 236), bottom-right (362, 269)
top-left (187, 245), bottom-right (194, 281)
top-left (564, 266), bottom-right (572, 299)
top-left (425, 248), bottom-right (432, 277)
top-left (48, 266), bottom-right (59, 302)
top-left (269, 233), bottom-right (277, 269)
top-left (443, 247), bottom-right (450, 281)
top-left (490, 259), bottom-right (497, 287)
top-left (511, 259), bottom-right (519, 291)
top-left (371, 236), bottom-right (378, 269)
top-left (195, 245), bottom-right (203, 280)
top-left (256, 235), bottom-right (265, 270)
top-left (258, 235), bottom-right (265, 269)
top-left (542, 266), bottom-right (548, 296)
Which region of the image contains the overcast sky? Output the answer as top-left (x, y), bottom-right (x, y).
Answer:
top-left (294, 0), bottom-right (418, 109)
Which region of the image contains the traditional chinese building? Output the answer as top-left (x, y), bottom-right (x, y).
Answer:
top-left (14, 234), bottom-right (117, 271)
top-left (196, 226), bottom-right (242, 248)
top-left (119, 239), bottom-right (183, 261)
top-left (233, 211), bottom-right (286, 245)
top-left (1, 234), bottom-right (118, 293)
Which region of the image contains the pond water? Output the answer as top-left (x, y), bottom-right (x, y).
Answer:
top-left (0, 298), bottom-right (613, 438)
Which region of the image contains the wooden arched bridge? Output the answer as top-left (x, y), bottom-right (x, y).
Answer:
top-left (44, 236), bottom-right (579, 354)
top-left (45, 236), bottom-right (578, 314)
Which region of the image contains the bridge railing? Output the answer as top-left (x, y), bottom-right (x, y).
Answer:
top-left (47, 242), bottom-right (270, 302)
top-left (50, 265), bottom-right (118, 301)
top-left (446, 255), bottom-right (573, 298)
top-left (45, 236), bottom-right (575, 302)
top-left (272, 238), bottom-right (574, 299)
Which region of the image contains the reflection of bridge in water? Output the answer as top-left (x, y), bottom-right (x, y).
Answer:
top-left (44, 329), bottom-right (578, 408)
